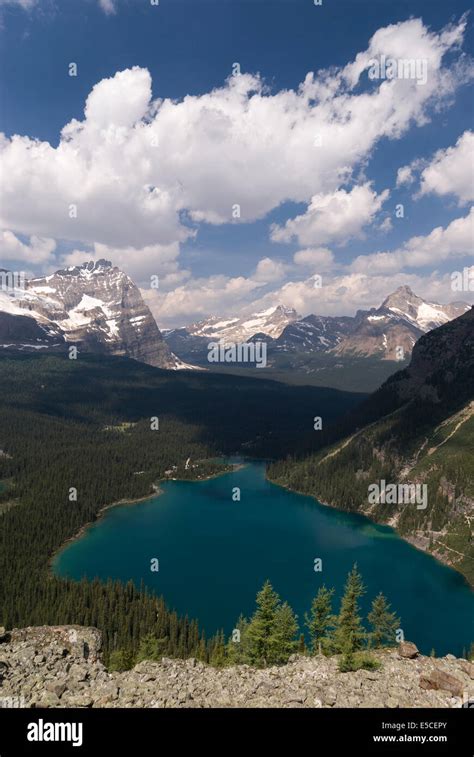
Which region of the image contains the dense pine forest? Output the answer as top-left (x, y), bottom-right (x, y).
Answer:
top-left (0, 351), bottom-right (362, 664)
top-left (268, 313), bottom-right (474, 585)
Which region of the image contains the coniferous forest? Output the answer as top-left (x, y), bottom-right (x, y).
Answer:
top-left (0, 352), bottom-right (362, 665)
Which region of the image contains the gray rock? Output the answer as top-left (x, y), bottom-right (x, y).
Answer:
top-left (419, 669), bottom-right (464, 697)
top-left (1, 624), bottom-right (473, 709)
top-left (398, 641), bottom-right (419, 659)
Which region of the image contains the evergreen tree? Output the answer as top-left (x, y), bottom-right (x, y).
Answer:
top-left (108, 648), bottom-right (134, 671)
top-left (271, 602), bottom-right (299, 664)
top-left (338, 632), bottom-right (356, 672)
top-left (367, 592), bottom-right (399, 648)
top-left (209, 630), bottom-right (226, 667)
top-left (136, 633), bottom-right (168, 662)
top-left (305, 585), bottom-right (336, 654)
top-left (298, 633), bottom-right (306, 656)
top-left (226, 615), bottom-right (249, 665)
top-left (246, 580), bottom-right (281, 667)
top-left (334, 564), bottom-right (366, 654)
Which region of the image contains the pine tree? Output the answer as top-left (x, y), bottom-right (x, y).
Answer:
top-left (338, 632), bottom-right (356, 672)
top-left (271, 602), bottom-right (299, 664)
top-left (136, 633), bottom-right (168, 662)
top-left (367, 592), bottom-right (399, 648)
top-left (305, 585), bottom-right (336, 655)
top-left (246, 580), bottom-right (281, 667)
top-left (298, 633), bottom-right (306, 655)
top-left (334, 564), bottom-right (366, 654)
top-left (209, 630), bottom-right (226, 667)
top-left (226, 614), bottom-right (249, 665)
top-left (107, 648), bottom-right (134, 671)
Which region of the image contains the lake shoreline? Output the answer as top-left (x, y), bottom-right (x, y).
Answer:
top-left (50, 463), bottom-right (243, 571)
top-left (268, 475), bottom-right (474, 590)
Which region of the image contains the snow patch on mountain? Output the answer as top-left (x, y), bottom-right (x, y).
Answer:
top-left (0, 260), bottom-right (185, 369)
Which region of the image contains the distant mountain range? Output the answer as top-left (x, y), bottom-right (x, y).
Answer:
top-left (165, 285), bottom-right (469, 366)
top-left (0, 260), bottom-right (186, 370)
top-left (269, 306), bottom-right (474, 584)
top-left (0, 261), bottom-right (469, 380)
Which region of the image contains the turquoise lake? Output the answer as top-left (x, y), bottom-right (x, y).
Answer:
top-left (53, 461), bottom-right (474, 656)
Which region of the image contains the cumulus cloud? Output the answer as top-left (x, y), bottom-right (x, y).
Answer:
top-left (350, 208), bottom-right (474, 274)
top-left (145, 273), bottom-right (263, 326)
top-left (146, 206), bottom-right (474, 327)
top-left (397, 131), bottom-right (474, 204)
top-left (293, 247), bottom-right (335, 270)
top-left (253, 257), bottom-right (288, 283)
top-left (271, 184), bottom-right (389, 246)
top-left (250, 269), bottom-right (473, 319)
top-left (0, 17), bottom-right (471, 263)
top-left (396, 164), bottom-right (416, 187)
top-left (60, 239), bottom-right (186, 289)
top-left (418, 130), bottom-right (474, 204)
top-left (0, 229), bottom-right (56, 263)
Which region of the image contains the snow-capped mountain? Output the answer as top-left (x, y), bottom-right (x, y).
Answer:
top-left (381, 285), bottom-right (468, 331)
top-left (185, 305), bottom-right (300, 343)
top-left (164, 286), bottom-right (470, 366)
top-left (331, 286), bottom-right (470, 360)
top-left (274, 314), bottom-right (355, 353)
top-left (0, 260), bottom-right (182, 369)
top-left (164, 305), bottom-right (299, 365)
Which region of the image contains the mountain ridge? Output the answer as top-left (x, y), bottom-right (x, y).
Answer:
top-left (268, 307), bottom-right (474, 584)
top-left (165, 286), bottom-right (470, 368)
top-left (0, 260), bottom-right (181, 369)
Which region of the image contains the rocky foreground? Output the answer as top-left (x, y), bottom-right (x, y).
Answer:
top-left (0, 626), bottom-right (473, 709)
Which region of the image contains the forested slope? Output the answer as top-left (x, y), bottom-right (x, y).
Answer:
top-left (269, 309), bottom-right (474, 584)
top-left (0, 352), bottom-right (362, 662)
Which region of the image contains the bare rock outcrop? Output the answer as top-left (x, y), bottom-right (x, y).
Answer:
top-left (1, 626), bottom-right (473, 709)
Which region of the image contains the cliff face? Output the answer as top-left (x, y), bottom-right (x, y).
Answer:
top-left (0, 260), bottom-right (179, 369)
top-left (1, 626), bottom-right (473, 709)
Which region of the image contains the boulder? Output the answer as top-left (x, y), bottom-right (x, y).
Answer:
top-left (419, 669), bottom-right (464, 697)
top-left (397, 641), bottom-right (419, 659)
top-left (10, 626), bottom-right (102, 663)
top-left (459, 660), bottom-right (474, 679)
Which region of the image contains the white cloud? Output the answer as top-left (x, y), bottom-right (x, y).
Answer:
top-left (0, 229), bottom-right (56, 263)
top-left (253, 257), bottom-right (288, 283)
top-left (84, 67), bottom-right (152, 128)
top-left (250, 269), bottom-right (473, 319)
top-left (98, 0), bottom-right (116, 14)
top-left (60, 240), bottom-right (186, 289)
top-left (396, 164), bottom-right (416, 187)
top-left (293, 247), bottom-right (334, 270)
top-left (0, 0), bottom-right (117, 10)
top-left (145, 273), bottom-right (263, 326)
top-left (397, 131), bottom-right (474, 204)
top-left (350, 208), bottom-right (474, 274)
top-left (271, 184), bottom-right (389, 246)
top-left (418, 130), bottom-right (474, 205)
top-left (0, 0), bottom-right (36, 7)
top-left (0, 17), bottom-right (471, 266)
top-left (148, 208), bottom-right (474, 326)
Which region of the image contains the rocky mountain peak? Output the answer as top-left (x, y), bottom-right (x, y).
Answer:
top-left (58, 259), bottom-right (114, 277)
top-left (0, 261), bottom-right (181, 369)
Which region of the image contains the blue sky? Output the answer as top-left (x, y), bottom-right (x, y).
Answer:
top-left (0, 0), bottom-right (473, 325)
